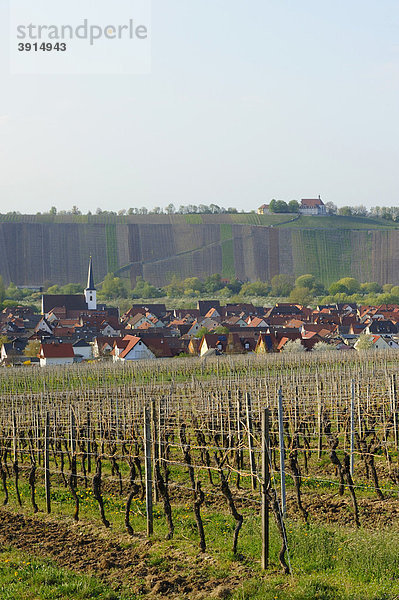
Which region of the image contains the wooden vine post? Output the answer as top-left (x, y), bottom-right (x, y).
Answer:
top-left (144, 406), bottom-right (153, 536)
top-left (44, 411), bottom-right (51, 513)
top-left (350, 380), bottom-right (355, 477)
top-left (278, 388), bottom-right (286, 518)
top-left (245, 392), bottom-right (257, 490)
top-left (261, 407), bottom-right (270, 569)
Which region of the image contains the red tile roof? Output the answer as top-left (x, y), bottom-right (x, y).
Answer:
top-left (40, 343), bottom-right (75, 359)
top-left (301, 198), bottom-right (324, 207)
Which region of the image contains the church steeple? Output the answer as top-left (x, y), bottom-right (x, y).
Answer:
top-left (85, 256), bottom-right (97, 310)
top-left (86, 256), bottom-right (95, 291)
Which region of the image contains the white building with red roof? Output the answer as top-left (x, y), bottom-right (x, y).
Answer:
top-left (38, 342), bottom-right (75, 367)
top-left (300, 196), bottom-right (326, 215)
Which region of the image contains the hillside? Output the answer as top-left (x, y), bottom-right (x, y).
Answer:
top-left (0, 213), bottom-right (398, 287)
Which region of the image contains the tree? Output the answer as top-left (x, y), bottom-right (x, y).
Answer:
top-left (240, 281), bottom-right (270, 297)
top-left (163, 274), bottom-right (184, 297)
top-left (24, 339), bottom-right (41, 357)
top-left (338, 206), bottom-right (353, 216)
top-left (269, 200), bottom-right (290, 213)
top-left (355, 334), bottom-right (374, 351)
top-left (328, 282), bottom-right (348, 295)
top-left (383, 284), bottom-right (394, 293)
top-left (336, 277), bottom-right (360, 294)
top-left (49, 206), bottom-right (57, 215)
top-left (0, 335), bottom-right (10, 347)
top-left (325, 202), bottom-right (337, 215)
top-left (313, 341), bottom-right (336, 352)
top-left (0, 276), bottom-right (5, 305)
top-left (214, 326), bottom-right (229, 334)
top-left (289, 286), bottom-right (313, 305)
top-left (295, 274), bottom-right (315, 289)
top-left (47, 284), bottom-right (61, 294)
top-left (195, 326), bottom-right (209, 339)
top-left (132, 276), bottom-right (163, 299)
top-left (204, 274), bottom-right (223, 293)
top-left (360, 282), bottom-right (382, 294)
top-left (288, 200), bottom-right (300, 213)
top-left (281, 339), bottom-right (306, 353)
top-left (183, 277), bottom-right (203, 293)
top-left (271, 274), bottom-right (294, 297)
top-left (5, 282), bottom-right (23, 301)
top-left (71, 206), bottom-right (81, 215)
top-left (226, 279), bottom-right (242, 294)
top-left (61, 283), bottom-right (84, 294)
top-left (165, 204), bottom-right (176, 214)
top-left (100, 273), bottom-right (128, 299)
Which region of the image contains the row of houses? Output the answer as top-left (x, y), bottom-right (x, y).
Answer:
top-left (3, 296), bottom-right (399, 366)
top-left (2, 260), bottom-right (399, 366)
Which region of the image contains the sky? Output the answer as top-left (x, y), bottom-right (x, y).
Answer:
top-left (0, 0), bottom-right (398, 214)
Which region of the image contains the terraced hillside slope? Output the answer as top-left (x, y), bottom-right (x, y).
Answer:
top-left (0, 213), bottom-right (398, 287)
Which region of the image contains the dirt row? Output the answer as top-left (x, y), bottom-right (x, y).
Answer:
top-left (0, 509), bottom-right (253, 599)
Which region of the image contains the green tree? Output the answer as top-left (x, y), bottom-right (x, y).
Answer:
top-left (163, 274), bottom-right (184, 297)
top-left (5, 282), bottom-right (23, 301)
top-left (271, 274), bottom-right (294, 297)
top-left (240, 281), bottom-right (270, 297)
top-left (0, 335), bottom-right (10, 347)
top-left (295, 274), bottom-right (315, 289)
top-left (132, 276), bottom-right (163, 299)
top-left (100, 273), bottom-right (128, 299)
top-left (195, 326), bottom-right (209, 339)
top-left (289, 286), bottom-right (313, 305)
top-left (204, 274), bottom-right (223, 293)
top-left (61, 283), bottom-right (84, 294)
top-left (183, 277), bottom-right (203, 293)
top-left (328, 282), bottom-right (348, 295)
top-left (288, 200), bottom-right (300, 213)
top-left (271, 200), bottom-right (289, 213)
top-left (47, 284), bottom-right (61, 294)
top-left (226, 278), bottom-right (242, 294)
top-left (383, 284), bottom-right (394, 293)
top-left (24, 339), bottom-right (41, 357)
top-left (336, 277), bottom-right (360, 294)
top-left (0, 276), bottom-right (5, 305)
top-left (355, 334), bottom-right (374, 351)
top-left (338, 206), bottom-right (353, 216)
top-left (360, 282), bottom-right (382, 294)
top-left (214, 326), bottom-right (229, 334)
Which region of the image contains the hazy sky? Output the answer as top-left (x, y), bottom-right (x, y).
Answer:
top-left (1, 0), bottom-right (398, 214)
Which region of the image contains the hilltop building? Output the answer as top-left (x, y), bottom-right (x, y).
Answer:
top-left (300, 196), bottom-right (326, 216)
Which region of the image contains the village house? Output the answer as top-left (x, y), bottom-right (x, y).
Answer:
top-left (113, 335), bottom-right (156, 362)
top-left (72, 339), bottom-right (93, 360)
top-left (257, 204), bottom-right (270, 215)
top-left (38, 342), bottom-right (75, 367)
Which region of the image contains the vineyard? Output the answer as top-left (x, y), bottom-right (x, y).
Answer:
top-left (2, 352), bottom-right (399, 599)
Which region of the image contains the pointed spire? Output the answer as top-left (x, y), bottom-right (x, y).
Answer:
top-left (86, 256), bottom-right (95, 290)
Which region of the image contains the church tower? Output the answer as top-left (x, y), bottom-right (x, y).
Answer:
top-left (85, 256), bottom-right (97, 310)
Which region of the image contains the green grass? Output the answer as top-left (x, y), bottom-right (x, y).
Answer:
top-left (184, 214), bottom-right (203, 224)
top-left (105, 224), bottom-right (118, 273)
top-left (0, 549), bottom-right (124, 600)
top-left (279, 214), bottom-right (398, 230)
top-left (3, 472), bottom-right (399, 600)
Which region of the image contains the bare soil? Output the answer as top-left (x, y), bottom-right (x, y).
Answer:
top-left (0, 509), bottom-right (253, 599)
